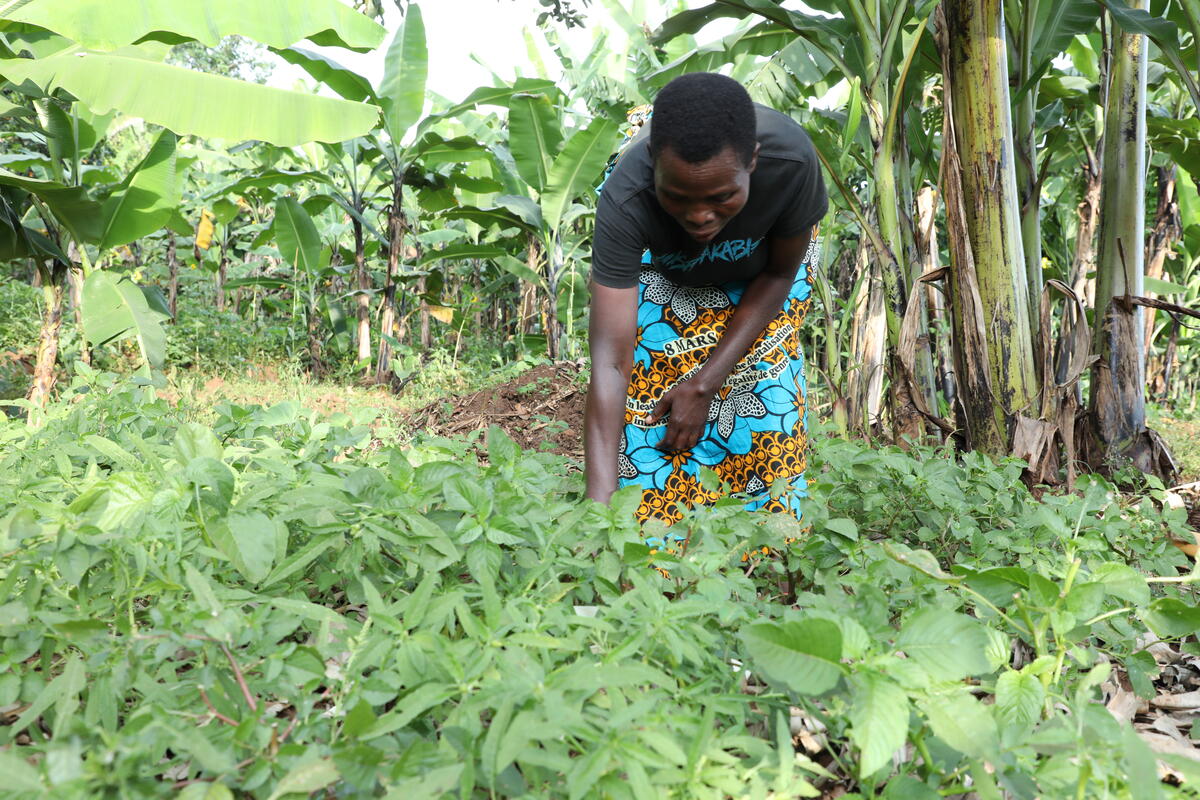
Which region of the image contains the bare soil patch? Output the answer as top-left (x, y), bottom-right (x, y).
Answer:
top-left (405, 361), bottom-right (586, 457)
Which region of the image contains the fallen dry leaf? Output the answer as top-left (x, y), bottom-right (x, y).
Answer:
top-left (1107, 683), bottom-right (1147, 722)
top-left (1140, 730), bottom-right (1200, 761)
top-left (1152, 690), bottom-right (1200, 711)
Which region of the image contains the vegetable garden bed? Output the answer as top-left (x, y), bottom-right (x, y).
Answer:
top-left (4, 369), bottom-right (1200, 798)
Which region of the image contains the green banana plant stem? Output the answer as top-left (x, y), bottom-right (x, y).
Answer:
top-left (1013, 0), bottom-right (1043, 347)
top-left (940, 0), bottom-right (1038, 456)
top-left (1091, 0), bottom-right (1150, 467)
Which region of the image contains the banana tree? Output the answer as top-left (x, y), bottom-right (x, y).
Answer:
top-left (0, 0), bottom-right (387, 405)
top-left (1096, 0), bottom-right (1200, 113)
top-left (281, 3), bottom-right (434, 380)
top-left (0, 0), bottom-right (385, 147)
top-left (1090, 0), bottom-right (1154, 471)
top-left (1005, 0), bottom-right (1102, 336)
top-left (937, 0), bottom-right (1038, 458)
top-left (0, 110), bottom-right (180, 401)
top-left (441, 80), bottom-right (618, 359)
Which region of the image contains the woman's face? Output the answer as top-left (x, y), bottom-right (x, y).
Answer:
top-left (653, 144), bottom-right (758, 244)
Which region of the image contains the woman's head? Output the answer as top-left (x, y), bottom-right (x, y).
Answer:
top-left (650, 73), bottom-right (759, 243)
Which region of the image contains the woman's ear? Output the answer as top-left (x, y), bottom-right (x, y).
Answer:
top-left (747, 143), bottom-right (761, 174)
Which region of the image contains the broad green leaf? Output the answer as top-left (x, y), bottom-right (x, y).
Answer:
top-left (207, 170), bottom-right (333, 199)
top-left (1096, 0), bottom-right (1200, 110)
top-left (378, 3), bottom-right (426, 143)
top-left (44, 101), bottom-right (76, 167)
top-left (267, 758), bottom-right (340, 800)
top-left (920, 691), bottom-right (999, 759)
top-left (495, 710), bottom-right (543, 780)
top-left (178, 783), bottom-right (235, 800)
top-left (442, 205), bottom-right (527, 231)
top-left (1142, 598), bottom-right (1200, 637)
top-left (175, 422), bottom-right (223, 462)
top-left (383, 765), bottom-right (464, 798)
top-left (210, 511), bottom-right (276, 584)
top-left (186, 457), bottom-right (235, 512)
top-left (497, 194), bottom-right (545, 229)
top-left (83, 434), bottom-right (139, 470)
top-left (994, 669), bottom-right (1044, 731)
top-left (274, 196), bottom-right (322, 274)
top-left (99, 128), bottom-right (177, 249)
top-left (6, 0), bottom-right (384, 52)
top-left (416, 80), bottom-right (558, 139)
top-left (261, 535), bottom-right (338, 588)
top-left (169, 723), bottom-right (237, 775)
top-left (0, 751), bottom-right (43, 793)
top-left (268, 596), bottom-right (348, 628)
top-left (81, 270), bottom-right (168, 367)
top-left (184, 563), bottom-right (223, 617)
top-left (271, 46), bottom-right (376, 102)
top-left (896, 607), bottom-right (992, 682)
top-left (0, 166), bottom-right (103, 243)
top-left (1090, 562), bottom-right (1150, 606)
top-left (652, 3), bottom-right (748, 44)
top-left (211, 196), bottom-right (240, 225)
top-left (365, 683), bottom-right (454, 739)
top-left (542, 116), bottom-right (619, 232)
top-left (823, 517), bottom-right (859, 541)
top-left (1123, 723), bottom-right (1165, 800)
top-left (1179, 167), bottom-right (1198, 229)
top-left (411, 133), bottom-right (490, 165)
top-left (1144, 276), bottom-right (1189, 295)
top-left (647, 22), bottom-right (795, 88)
top-left (0, 53), bottom-right (381, 146)
top-left (881, 775), bottom-right (939, 800)
top-left (0, 95), bottom-right (29, 117)
top-left (0, 222), bottom-right (36, 261)
top-left (717, 0), bottom-right (851, 51)
top-left (1032, 0), bottom-right (1101, 67)
top-left (848, 670), bottom-right (909, 777)
top-left (963, 566), bottom-right (1031, 606)
top-left (497, 255), bottom-right (546, 287)
top-left (443, 194), bottom-right (544, 231)
top-left (509, 90), bottom-right (563, 193)
top-left (741, 618), bottom-right (843, 695)
top-left (13, 653), bottom-right (84, 736)
top-left (418, 243), bottom-right (507, 266)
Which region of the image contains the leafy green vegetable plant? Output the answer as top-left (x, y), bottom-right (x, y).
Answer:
top-left (2, 374), bottom-right (1200, 797)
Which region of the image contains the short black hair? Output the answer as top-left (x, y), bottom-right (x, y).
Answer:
top-left (650, 73), bottom-right (757, 166)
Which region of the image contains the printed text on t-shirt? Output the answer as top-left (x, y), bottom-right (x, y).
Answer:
top-left (655, 237), bottom-right (764, 273)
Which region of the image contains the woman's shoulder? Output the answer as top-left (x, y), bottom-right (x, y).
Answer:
top-left (753, 104), bottom-right (817, 164)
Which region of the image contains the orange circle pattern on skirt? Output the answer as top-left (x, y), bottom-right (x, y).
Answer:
top-left (619, 260), bottom-right (815, 527)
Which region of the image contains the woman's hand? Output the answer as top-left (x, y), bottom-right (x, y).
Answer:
top-left (649, 380), bottom-right (715, 453)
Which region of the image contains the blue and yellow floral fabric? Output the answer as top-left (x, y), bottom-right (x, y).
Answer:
top-left (619, 254), bottom-right (815, 525)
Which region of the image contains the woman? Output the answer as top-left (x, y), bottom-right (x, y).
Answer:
top-left (584, 72), bottom-right (827, 528)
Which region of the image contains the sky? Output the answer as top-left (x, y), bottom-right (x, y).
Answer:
top-left (269, 0), bottom-right (741, 102)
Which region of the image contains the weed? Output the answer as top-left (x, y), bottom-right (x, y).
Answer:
top-left (2, 371), bottom-right (1200, 797)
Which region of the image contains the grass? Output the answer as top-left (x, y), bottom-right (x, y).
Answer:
top-left (161, 349), bottom-right (552, 439)
top-left (1154, 410), bottom-right (1200, 484)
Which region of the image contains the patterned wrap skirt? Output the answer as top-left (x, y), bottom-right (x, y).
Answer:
top-left (619, 252), bottom-right (815, 526)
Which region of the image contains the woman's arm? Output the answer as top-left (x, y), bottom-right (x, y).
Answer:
top-left (649, 229), bottom-right (814, 453)
top-left (584, 281), bottom-right (638, 503)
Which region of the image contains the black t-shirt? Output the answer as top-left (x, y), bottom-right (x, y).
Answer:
top-left (591, 104), bottom-right (827, 289)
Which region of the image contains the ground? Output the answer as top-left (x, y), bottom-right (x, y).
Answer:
top-left (406, 361), bottom-right (586, 457)
top-left (1159, 413), bottom-right (1200, 485)
top-left (163, 359), bottom-right (588, 458)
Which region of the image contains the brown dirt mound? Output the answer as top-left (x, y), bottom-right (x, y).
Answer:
top-left (407, 362), bottom-right (586, 457)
